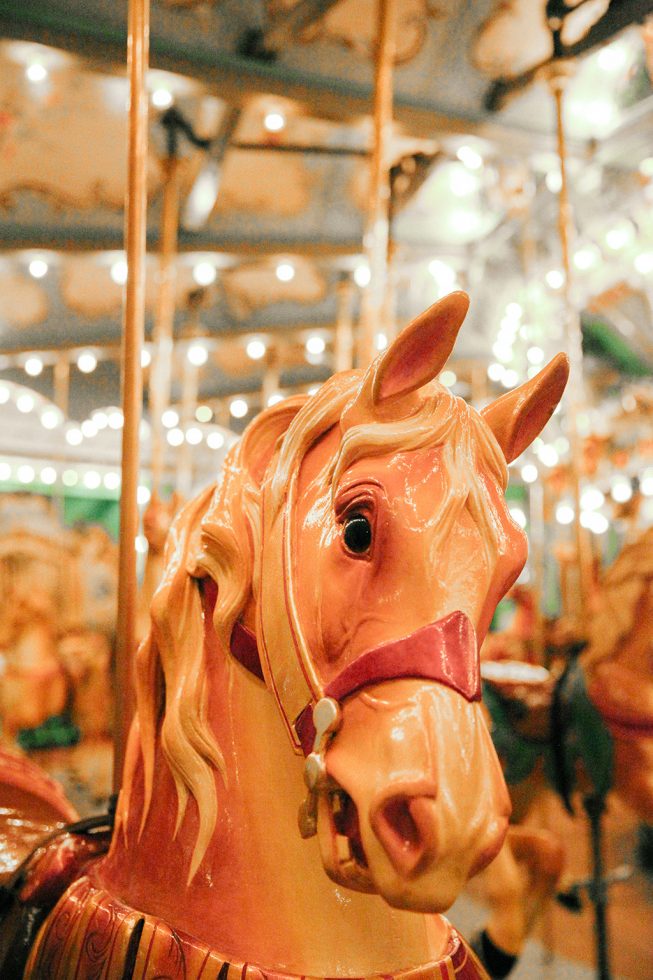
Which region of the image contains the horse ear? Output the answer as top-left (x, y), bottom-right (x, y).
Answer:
top-left (481, 353), bottom-right (569, 463)
top-left (372, 291), bottom-right (469, 404)
top-left (240, 395), bottom-right (308, 486)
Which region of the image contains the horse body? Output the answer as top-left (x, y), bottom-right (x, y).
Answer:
top-left (2, 293), bottom-right (570, 979)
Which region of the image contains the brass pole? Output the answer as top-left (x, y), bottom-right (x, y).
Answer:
top-left (114, 0), bottom-right (149, 793)
top-left (149, 155), bottom-right (181, 494)
top-left (357, 0), bottom-right (396, 367)
top-left (547, 64), bottom-right (592, 633)
top-left (334, 275), bottom-right (355, 372)
top-left (53, 356), bottom-right (70, 417)
top-left (176, 355), bottom-right (198, 498)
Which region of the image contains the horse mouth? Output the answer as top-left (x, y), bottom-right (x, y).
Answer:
top-left (319, 787), bottom-right (374, 890)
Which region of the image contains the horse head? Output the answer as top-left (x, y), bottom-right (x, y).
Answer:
top-left (115, 292), bottom-right (567, 965)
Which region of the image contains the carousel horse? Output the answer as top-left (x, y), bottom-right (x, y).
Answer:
top-left (0, 292), bottom-right (570, 979)
top-left (0, 588), bottom-right (68, 742)
top-left (476, 525), bottom-right (653, 976)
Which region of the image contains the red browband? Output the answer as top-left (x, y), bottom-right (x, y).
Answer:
top-left (201, 579), bottom-right (480, 756)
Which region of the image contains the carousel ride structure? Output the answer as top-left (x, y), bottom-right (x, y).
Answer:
top-left (0, 291), bottom-right (571, 978)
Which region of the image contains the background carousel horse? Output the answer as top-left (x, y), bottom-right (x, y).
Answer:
top-left (475, 525), bottom-right (653, 976)
top-left (0, 292), bottom-right (569, 979)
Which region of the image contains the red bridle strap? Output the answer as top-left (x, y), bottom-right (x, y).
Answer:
top-left (202, 579), bottom-right (480, 757)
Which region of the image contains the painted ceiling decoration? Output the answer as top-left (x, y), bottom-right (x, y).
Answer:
top-left (267, 0), bottom-right (443, 64)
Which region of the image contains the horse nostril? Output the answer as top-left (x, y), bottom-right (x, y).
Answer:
top-left (371, 793), bottom-right (437, 879)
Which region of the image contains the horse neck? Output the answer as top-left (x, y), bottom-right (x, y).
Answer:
top-left (101, 646), bottom-right (450, 976)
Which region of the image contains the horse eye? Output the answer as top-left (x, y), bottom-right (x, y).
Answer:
top-left (343, 513), bottom-right (372, 554)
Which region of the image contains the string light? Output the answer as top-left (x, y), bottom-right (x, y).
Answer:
top-left (167, 428), bottom-right (184, 447)
top-left (195, 405), bottom-right (212, 423)
top-left (193, 261), bottom-right (217, 286)
top-left (28, 259), bottom-right (48, 279)
top-left (103, 472), bottom-right (121, 491)
top-left (62, 470), bottom-right (78, 487)
top-left (230, 398), bottom-right (248, 419)
top-left (110, 259), bottom-right (128, 285)
top-left (264, 111), bottom-right (285, 132)
top-left (135, 535), bottom-right (148, 554)
top-left (92, 410), bottom-right (108, 429)
top-left (375, 333), bottom-right (388, 351)
top-left (81, 419), bottom-right (98, 438)
top-left (0, 463), bottom-right (11, 481)
top-left (556, 503), bottom-right (575, 525)
top-left (440, 370), bottom-right (457, 387)
top-left (40, 467), bottom-right (57, 485)
top-left (187, 342), bottom-right (209, 366)
top-left (487, 363), bottom-right (504, 382)
top-left (141, 348), bottom-right (152, 368)
top-left (354, 263), bottom-right (371, 288)
top-left (0, 384), bottom-right (9, 404)
top-left (207, 431), bottom-right (225, 450)
top-left (246, 339), bottom-right (267, 360)
top-left (267, 393), bottom-right (283, 407)
top-left (152, 87), bottom-right (173, 109)
top-left (83, 471), bottom-right (101, 490)
top-left (162, 409), bottom-right (179, 429)
top-left (610, 476), bottom-right (632, 503)
top-left (456, 145), bottom-right (483, 170)
top-left (16, 393), bottom-right (35, 414)
top-left (509, 507), bottom-right (527, 529)
top-left (545, 269), bottom-right (564, 289)
top-left (77, 351), bottom-right (97, 374)
top-left (580, 486), bottom-right (605, 511)
top-left (521, 463), bottom-right (538, 483)
top-left (305, 335), bottom-right (325, 356)
top-left (137, 485), bottom-right (151, 506)
top-left (185, 426), bottom-right (203, 445)
top-left (24, 356), bottom-right (43, 377)
top-left (107, 408), bottom-right (124, 429)
top-left (275, 261), bottom-right (295, 283)
top-left (65, 427), bottom-right (83, 446)
top-left (26, 63), bottom-right (47, 83)
top-left (17, 465), bottom-right (35, 484)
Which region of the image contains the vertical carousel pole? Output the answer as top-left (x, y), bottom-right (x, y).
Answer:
top-left (149, 154), bottom-right (181, 495)
top-left (335, 274), bottom-right (355, 372)
top-left (357, 0), bottom-right (396, 367)
top-left (114, 0), bottom-right (150, 793)
top-left (546, 64), bottom-right (593, 630)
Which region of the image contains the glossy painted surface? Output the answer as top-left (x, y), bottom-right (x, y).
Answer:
top-left (32, 293), bottom-right (568, 978)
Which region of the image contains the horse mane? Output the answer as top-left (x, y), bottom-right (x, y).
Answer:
top-left (584, 525), bottom-right (653, 668)
top-left (129, 372), bottom-right (509, 882)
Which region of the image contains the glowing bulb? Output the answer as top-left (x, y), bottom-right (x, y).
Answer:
top-left (509, 507), bottom-right (527, 529)
top-left (246, 339), bottom-right (267, 360)
top-left (17, 465), bottom-right (35, 484)
top-left (193, 261), bottom-right (217, 286)
top-left (195, 405), bottom-right (212, 423)
top-left (635, 251), bottom-right (653, 275)
top-left (230, 398), bottom-right (248, 419)
top-left (62, 470), bottom-right (78, 487)
top-left (110, 259), bottom-right (127, 285)
top-left (152, 87), bottom-right (173, 109)
top-left (81, 419), bottom-right (97, 439)
top-left (487, 363), bottom-right (504, 382)
top-left (538, 444), bottom-right (559, 468)
top-left (456, 145), bottom-right (483, 170)
top-left (141, 348), bottom-right (151, 368)
top-left (92, 410), bottom-right (108, 429)
top-left (521, 463), bottom-right (538, 483)
top-left (556, 503), bottom-right (575, 525)
top-left (573, 246), bottom-right (599, 271)
top-left (187, 342), bottom-right (209, 366)
top-left (375, 333), bottom-right (388, 351)
top-left (135, 535), bottom-right (148, 554)
top-left (267, 392), bottom-right (284, 407)
top-left (354, 263), bottom-right (371, 288)
top-left (505, 302), bottom-right (522, 320)
top-left (545, 269), bottom-right (564, 289)
top-left (107, 408), bottom-right (124, 429)
top-left (24, 356), bottom-right (43, 377)
top-left (610, 477), bottom-right (632, 503)
top-left (83, 470), bottom-right (101, 490)
top-left (16, 394), bottom-right (35, 414)
top-left (639, 157), bottom-right (653, 178)
top-left (26, 63), bottom-right (47, 83)
top-left (428, 259), bottom-right (457, 294)
top-left (527, 346), bottom-right (544, 365)
top-left (185, 426), bottom-right (203, 445)
top-left (207, 431), bottom-right (225, 450)
top-left (502, 369), bottom-right (518, 388)
top-left (40, 467), bottom-right (57, 485)
top-left (137, 485), bottom-right (151, 506)
top-left (275, 261), bottom-right (295, 283)
top-left (162, 409), bottom-right (179, 429)
top-left (440, 370), bottom-right (457, 387)
top-left (77, 351), bottom-right (97, 374)
top-left (305, 335), bottom-right (325, 356)
top-left (605, 224), bottom-right (633, 250)
top-left (103, 472), bottom-right (121, 491)
top-left (546, 169), bottom-right (562, 193)
top-left (307, 385), bottom-right (320, 396)
top-left (0, 384), bottom-right (9, 404)
top-left (264, 111), bottom-right (285, 133)
top-left (597, 43), bottom-right (627, 72)
top-left (167, 427), bottom-right (184, 447)
top-left (581, 511), bottom-right (609, 534)
top-left (580, 486), bottom-right (605, 511)
top-left (65, 427), bottom-right (83, 446)
top-left (28, 259), bottom-right (48, 279)
top-left (0, 463), bottom-right (11, 481)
